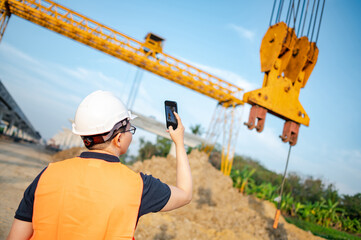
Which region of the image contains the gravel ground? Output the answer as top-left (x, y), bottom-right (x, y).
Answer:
top-left (0, 138), bottom-right (51, 239)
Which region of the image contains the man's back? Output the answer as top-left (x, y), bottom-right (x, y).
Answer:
top-left (32, 156), bottom-right (142, 240)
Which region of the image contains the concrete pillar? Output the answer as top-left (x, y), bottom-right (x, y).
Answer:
top-left (64, 129), bottom-right (73, 149)
top-left (5, 118), bottom-right (14, 135)
top-left (0, 111), bottom-right (4, 134)
top-left (15, 126), bottom-right (20, 138)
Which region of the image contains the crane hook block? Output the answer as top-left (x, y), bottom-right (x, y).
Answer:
top-left (243, 22), bottom-right (319, 146)
top-left (244, 105), bottom-right (267, 133)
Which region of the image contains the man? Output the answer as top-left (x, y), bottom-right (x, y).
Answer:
top-left (7, 90), bottom-right (192, 240)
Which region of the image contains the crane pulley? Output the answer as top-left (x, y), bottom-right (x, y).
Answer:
top-left (243, 21), bottom-right (318, 145)
top-left (244, 0), bottom-right (325, 146)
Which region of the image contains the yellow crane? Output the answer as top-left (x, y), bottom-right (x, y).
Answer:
top-left (245, 0), bottom-right (325, 229)
top-left (0, 0), bottom-right (323, 176)
top-left (0, 0), bottom-right (244, 175)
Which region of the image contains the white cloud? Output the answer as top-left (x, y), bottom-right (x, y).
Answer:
top-left (228, 23), bottom-right (255, 41)
top-left (0, 42), bottom-right (40, 66)
top-left (179, 58), bottom-right (256, 93)
top-left (0, 43), bottom-right (128, 139)
top-left (133, 86), bottom-right (163, 120)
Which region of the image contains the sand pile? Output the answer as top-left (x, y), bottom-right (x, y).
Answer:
top-left (131, 150), bottom-right (322, 240)
top-left (51, 147), bottom-right (86, 162)
top-left (35, 146), bottom-right (322, 239)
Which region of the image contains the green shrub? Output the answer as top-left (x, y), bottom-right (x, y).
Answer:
top-left (285, 217), bottom-right (361, 240)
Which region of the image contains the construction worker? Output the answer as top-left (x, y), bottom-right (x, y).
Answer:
top-left (7, 90), bottom-right (193, 240)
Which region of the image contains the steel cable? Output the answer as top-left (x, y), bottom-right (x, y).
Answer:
top-left (277, 145), bottom-right (292, 211)
top-left (315, 0), bottom-right (325, 43)
top-left (270, 0), bottom-right (278, 26)
top-left (301, 0), bottom-right (310, 36)
top-left (293, 0), bottom-right (301, 30)
top-left (297, 0), bottom-right (306, 36)
top-left (276, 0), bottom-right (285, 23)
top-left (310, 0), bottom-right (321, 42)
top-left (307, 0), bottom-right (317, 38)
top-left (285, 0), bottom-right (293, 26)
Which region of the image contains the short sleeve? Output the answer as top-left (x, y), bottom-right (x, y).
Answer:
top-left (15, 167), bottom-right (47, 222)
top-left (138, 173), bottom-right (171, 218)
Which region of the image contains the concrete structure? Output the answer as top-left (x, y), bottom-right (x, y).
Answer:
top-left (49, 111), bottom-right (205, 156)
top-left (0, 80), bottom-right (41, 142)
top-left (48, 127), bottom-right (84, 150)
top-left (131, 111), bottom-right (204, 148)
top-left (131, 110), bottom-right (205, 157)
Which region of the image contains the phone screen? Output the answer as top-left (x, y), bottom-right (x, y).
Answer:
top-left (166, 105), bottom-right (176, 123)
top-left (165, 101), bottom-right (178, 129)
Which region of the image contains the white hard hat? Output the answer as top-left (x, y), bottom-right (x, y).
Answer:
top-left (72, 90), bottom-right (136, 136)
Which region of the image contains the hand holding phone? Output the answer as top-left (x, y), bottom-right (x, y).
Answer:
top-left (165, 100), bottom-right (178, 130)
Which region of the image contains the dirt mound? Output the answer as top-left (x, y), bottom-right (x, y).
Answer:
top-left (51, 147), bottom-right (86, 162)
top-left (131, 150), bottom-right (322, 240)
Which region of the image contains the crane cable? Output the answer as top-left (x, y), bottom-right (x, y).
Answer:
top-left (315, 0), bottom-right (325, 44)
top-left (306, 0), bottom-right (317, 38)
top-left (127, 68), bottom-right (143, 110)
top-left (292, 0), bottom-right (302, 29)
top-left (300, 0), bottom-right (310, 36)
top-left (297, 0), bottom-right (308, 37)
top-left (276, 0), bottom-right (285, 24)
top-left (310, 0), bottom-right (321, 42)
top-left (269, 0), bottom-right (277, 26)
top-left (269, 0), bottom-right (325, 41)
top-left (273, 144), bottom-right (293, 229)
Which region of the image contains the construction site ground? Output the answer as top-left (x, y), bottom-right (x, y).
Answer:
top-left (0, 138), bottom-right (323, 240)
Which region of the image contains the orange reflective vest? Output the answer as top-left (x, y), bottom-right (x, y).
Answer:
top-left (31, 157), bottom-right (143, 240)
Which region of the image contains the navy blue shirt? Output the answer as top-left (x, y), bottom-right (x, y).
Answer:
top-left (15, 152), bottom-right (171, 222)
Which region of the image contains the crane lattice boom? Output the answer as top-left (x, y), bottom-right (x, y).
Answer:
top-left (0, 0), bottom-right (244, 108)
top-left (0, 0), bottom-right (246, 175)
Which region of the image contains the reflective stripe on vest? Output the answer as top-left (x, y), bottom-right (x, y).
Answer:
top-left (31, 157), bottom-right (143, 240)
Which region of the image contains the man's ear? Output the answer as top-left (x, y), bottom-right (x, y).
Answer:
top-left (112, 132), bottom-right (122, 147)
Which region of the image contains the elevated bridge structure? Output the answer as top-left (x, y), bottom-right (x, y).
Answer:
top-left (49, 110), bottom-right (204, 158)
top-left (0, 80), bottom-right (41, 142)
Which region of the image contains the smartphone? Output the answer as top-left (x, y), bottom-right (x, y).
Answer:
top-left (164, 100), bottom-right (178, 130)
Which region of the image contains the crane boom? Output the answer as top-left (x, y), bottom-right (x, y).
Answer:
top-left (0, 0), bottom-right (244, 108)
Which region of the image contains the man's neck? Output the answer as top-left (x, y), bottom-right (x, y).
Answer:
top-left (89, 149), bottom-right (118, 157)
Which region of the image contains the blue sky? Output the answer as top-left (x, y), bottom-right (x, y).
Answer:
top-left (0, 0), bottom-right (360, 195)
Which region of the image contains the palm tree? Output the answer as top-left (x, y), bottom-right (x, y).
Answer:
top-left (230, 166), bottom-right (256, 194)
top-left (190, 124), bottom-right (204, 136)
top-left (322, 199), bottom-right (342, 227)
top-left (293, 202), bottom-right (305, 217)
top-left (299, 202), bottom-right (315, 222)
